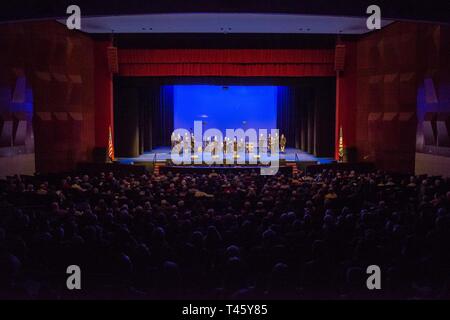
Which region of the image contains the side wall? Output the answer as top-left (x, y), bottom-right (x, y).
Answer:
top-left (415, 26), bottom-right (450, 177)
top-left (0, 21), bottom-right (112, 175)
top-left (349, 22), bottom-right (450, 175)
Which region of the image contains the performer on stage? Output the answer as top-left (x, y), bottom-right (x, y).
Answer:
top-left (212, 136), bottom-right (219, 156)
top-left (280, 134), bottom-right (287, 153)
top-left (223, 137), bottom-right (227, 154)
top-left (183, 132), bottom-right (190, 152)
top-left (171, 132), bottom-right (177, 148)
top-left (259, 133), bottom-right (266, 153)
top-left (191, 132), bottom-right (195, 152)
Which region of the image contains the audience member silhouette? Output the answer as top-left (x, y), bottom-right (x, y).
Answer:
top-left (0, 169), bottom-right (449, 299)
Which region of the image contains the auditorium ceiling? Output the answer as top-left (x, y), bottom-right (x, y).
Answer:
top-left (58, 13), bottom-right (392, 35)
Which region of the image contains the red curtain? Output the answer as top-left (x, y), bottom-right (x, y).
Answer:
top-left (118, 49), bottom-right (335, 77)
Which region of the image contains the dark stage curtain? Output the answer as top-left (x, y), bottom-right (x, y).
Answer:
top-left (277, 81), bottom-right (335, 156)
top-left (138, 85), bottom-right (174, 151)
top-left (115, 83), bottom-right (174, 157)
top-left (151, 86), bottom-right (174, 148)
top-left (277, 86), bottom-right (298, 148)
top-left (138, 87), bottom-right (154, 154)
top-left (114, 87), bottom-right (140, 157)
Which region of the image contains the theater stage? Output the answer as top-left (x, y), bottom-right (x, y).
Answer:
top-left (117, 147), bottom-right (334, 166)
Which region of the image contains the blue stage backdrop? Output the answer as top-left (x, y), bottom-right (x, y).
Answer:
top-left (171, 85), bottom-right (278, 134)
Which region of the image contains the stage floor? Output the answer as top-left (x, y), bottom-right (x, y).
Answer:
top-left (117, 147), bottom-right (334, 165)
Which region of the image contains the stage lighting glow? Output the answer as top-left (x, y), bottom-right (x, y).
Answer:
top-left (172, 85), bottom-right (277, 133)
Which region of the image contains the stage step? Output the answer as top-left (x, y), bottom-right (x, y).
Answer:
top-left (286, 162), bottom-right (299, 175)
top-left (154, 162), bottom-right (166, 175)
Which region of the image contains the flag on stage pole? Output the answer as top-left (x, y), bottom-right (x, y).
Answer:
top-left (338, 126), bottom-right (344, 162)
top-left (108, 126), bottom-right (114, 161)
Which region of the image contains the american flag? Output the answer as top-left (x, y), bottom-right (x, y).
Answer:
top-left (108, 126), bottom-right (114, 161)
top-left (338, 126), bottom-right (344, 161)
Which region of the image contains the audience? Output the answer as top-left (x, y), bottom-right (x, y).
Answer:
top-left (0, 168), bottom-right (449, 299)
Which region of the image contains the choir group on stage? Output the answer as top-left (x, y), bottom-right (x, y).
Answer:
top-left (171, 132), bottom-right (287, 154)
